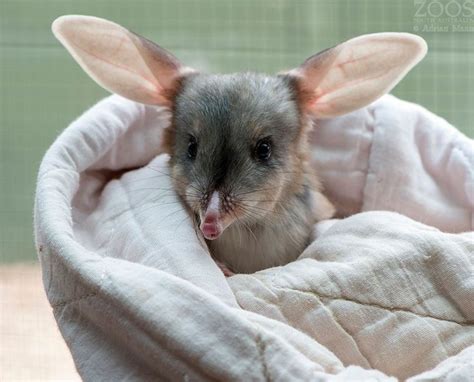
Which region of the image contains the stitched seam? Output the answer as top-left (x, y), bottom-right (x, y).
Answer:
top-left (275, 287), bottom-right (473, 326)
top-left (51, 268), bottom-right (107, 308)
top-left (425, 318), bottom-right (450, 360)
top-left (317, 295), bottom-right (372, 368)
top-left (413, 237), bottom-right (470, 321)
top-left (255, 331), bottom-right (270, 382)
top-left (52, 292), bottom-right (98, 308)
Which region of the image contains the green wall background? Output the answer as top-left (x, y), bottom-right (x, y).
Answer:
top-left (1, 0), bottom-right (473, 262)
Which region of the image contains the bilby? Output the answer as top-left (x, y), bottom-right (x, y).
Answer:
top-left (52, 15), bottom-right (427, 274)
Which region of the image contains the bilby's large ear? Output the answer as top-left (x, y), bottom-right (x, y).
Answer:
top-left (288, 33), bottom-right (427, 118)
top-left (52, 15), bottom-right (193, 106)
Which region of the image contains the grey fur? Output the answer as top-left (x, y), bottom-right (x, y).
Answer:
top-left (172, 73), bottom-right (299, 195)
top-left (169, 72), bottom-right (334, 273)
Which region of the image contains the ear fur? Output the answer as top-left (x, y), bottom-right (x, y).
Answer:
top-left (288, 33), bottom-right (427, 118)
top-left (52, 15), bottom-right (194, 106)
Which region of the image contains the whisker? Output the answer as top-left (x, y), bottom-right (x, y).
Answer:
top-left (233, 187), bottom-right (278, 197)
top-left (233, 209), bottom-right (258, 243)
top-left (241, 203), bottom-right (287, 218)
top-left (146, 166), bottom-right (203, 194)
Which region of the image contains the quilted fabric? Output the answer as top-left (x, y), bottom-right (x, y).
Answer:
top-left (34, 94), bottom-right (474, 380)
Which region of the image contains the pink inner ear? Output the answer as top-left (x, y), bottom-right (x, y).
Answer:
top-left (70, 32), bottom-right (164, 97)
top-left (309, 68), bottom-right (389, 115)
top-left (293, 33), bottom-right (427, 118)
top-left (52, 15), bottom-right (191, 106)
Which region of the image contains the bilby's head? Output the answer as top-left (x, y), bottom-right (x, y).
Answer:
top-left (52, 15), bottom-right (427, 240)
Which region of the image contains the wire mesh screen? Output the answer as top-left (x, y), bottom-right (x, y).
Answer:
top-left (1, 0), bottom-right (473, 263)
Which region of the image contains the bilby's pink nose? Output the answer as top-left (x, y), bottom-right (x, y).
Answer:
top-left (200, 191), bottom-right (223, 240)
top-left (201, 221), bottom-right (221, 240)
top-left (203, 210), bottom-right (219, 225)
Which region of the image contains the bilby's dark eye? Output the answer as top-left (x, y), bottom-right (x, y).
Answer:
top-left (187, 136), bottom-right (198, 160)
top-left (255, 138), bottom-right (272, 161)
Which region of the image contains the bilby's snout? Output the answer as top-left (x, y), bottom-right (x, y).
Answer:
top-left (199, 191), bottom-right (237, 240)
top-left (200, 191), bottom-right (222, 240)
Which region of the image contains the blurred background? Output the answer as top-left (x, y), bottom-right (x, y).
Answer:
top-left (1, 0), bottom-right (473, 380)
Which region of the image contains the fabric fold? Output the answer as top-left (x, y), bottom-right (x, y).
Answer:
top-left (35, 94), bottom-right (474, 381)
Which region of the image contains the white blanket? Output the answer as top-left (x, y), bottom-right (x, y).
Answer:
top-left (34, 94), bottom-right (474, 381)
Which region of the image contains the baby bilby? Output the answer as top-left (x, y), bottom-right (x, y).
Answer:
top-left (52, 16), bottom-right (426, 274)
